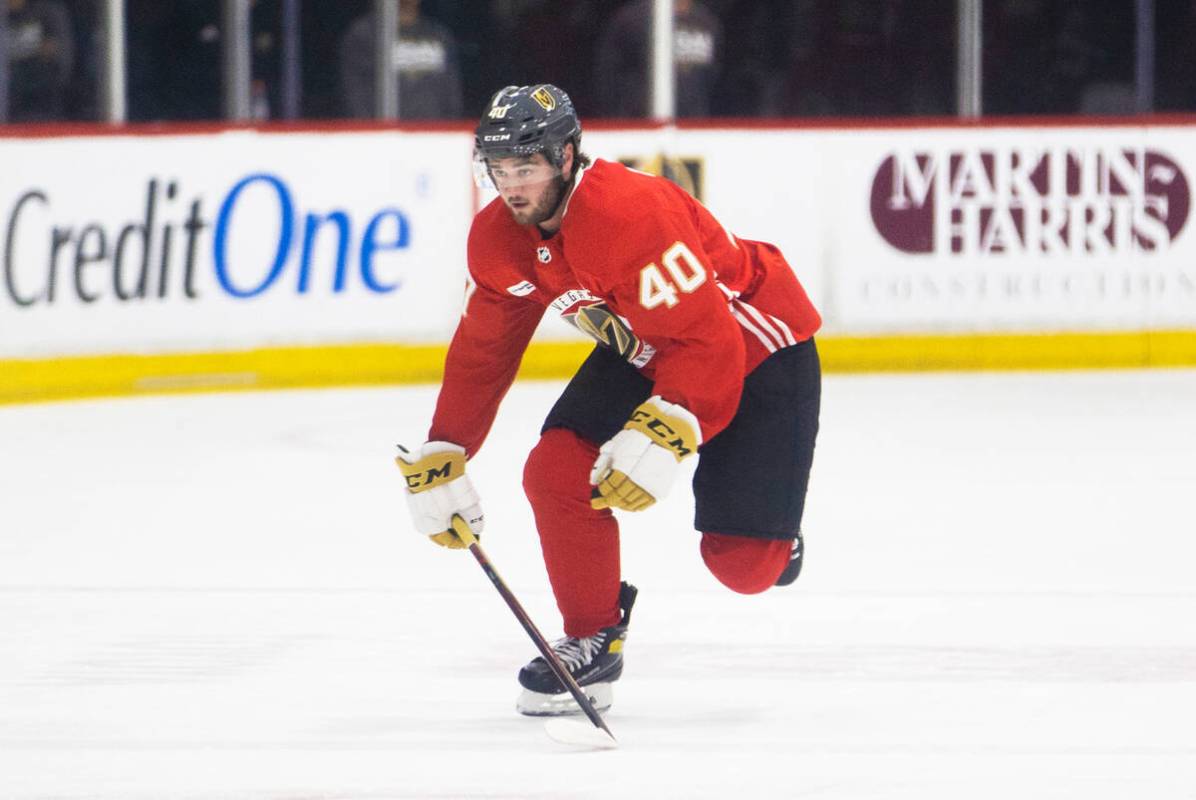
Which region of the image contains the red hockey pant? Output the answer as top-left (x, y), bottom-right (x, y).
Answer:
top-left (523, 427), bottom-right (791, 637)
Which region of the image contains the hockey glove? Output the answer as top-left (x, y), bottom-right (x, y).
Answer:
top-left (396, 441), bottom-right (484, 549)
top-left (589, 396), bottom-right (702, 512)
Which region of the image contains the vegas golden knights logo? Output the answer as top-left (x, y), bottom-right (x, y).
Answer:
top-left (531, 87), bottom-right (557, 111)
top-left (551, 290), bottom-right (657, 368)
top-left (619, 155), bottom-right (705, 201)
top-left (572, 303), bottom-right (639, 360)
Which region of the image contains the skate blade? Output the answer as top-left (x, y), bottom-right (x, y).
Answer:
top-left (516, 683), bottom-right (613, 717)
top-left (544, 718), bottom-right (618, 750)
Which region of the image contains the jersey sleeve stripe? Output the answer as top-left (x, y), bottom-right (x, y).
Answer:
top-left (766, 313), bottom-right (799, 346)
top-left (730, 305), bottom-right (779, 353)
top-left (736, 297), bottom-right (789, 350)
top-left (717, 278), bottom-right (801, 352)
top-left (715, 281), bottom-right (739, 300)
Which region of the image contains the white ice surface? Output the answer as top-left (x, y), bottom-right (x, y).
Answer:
top-left (2, 370), bottom-right (1195, 799)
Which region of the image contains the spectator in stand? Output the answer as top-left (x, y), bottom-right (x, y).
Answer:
top-left (594, 0), bottom-right (721, 118)
top-left (712, 0), bottom-right (799, 118)
top-left (125, 0), bottom-right (277, 122)
top-left (340, 0), bottom-right (463, 120)
top-left (1155, 0), bottom-right (1196, 112)
top-left (5, 0), bottom-right (73, 121)
top-left (1065, 1), bottom-right (1136, 114)
top-left (487, 0), bottom-right (599, 113)
top-left (780, 0), bottom-right (909, 117)
top-left (982, 0), bottom-right (1132, 116)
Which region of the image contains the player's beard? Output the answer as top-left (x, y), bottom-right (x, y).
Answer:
top-left (509, 174), bottom-right (568, 227)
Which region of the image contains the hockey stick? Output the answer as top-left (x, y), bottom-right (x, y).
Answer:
top-left (449, 515), bottom-right (617, 747)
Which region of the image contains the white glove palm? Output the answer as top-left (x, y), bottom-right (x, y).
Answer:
top-left (396, 441), bottom-right (484, 548)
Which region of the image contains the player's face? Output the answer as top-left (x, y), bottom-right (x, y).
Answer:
top-left (489, 155), bottom-right (566, 226)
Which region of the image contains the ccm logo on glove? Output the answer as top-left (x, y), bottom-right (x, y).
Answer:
top-left (590, 396), bottom-right (702, 512)
top-left (396, 442), bottom-right (484, 549)
top-left (626, 407), bottom-right (696, 459)
top-left (402, 454), bottom-right (462, 491)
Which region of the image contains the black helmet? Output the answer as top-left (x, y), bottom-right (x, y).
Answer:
top-left (474, 84), bottom-right (581, 168)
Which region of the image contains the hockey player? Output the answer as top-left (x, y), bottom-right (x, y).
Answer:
top-left (398, 84), bottom-right (821, 716)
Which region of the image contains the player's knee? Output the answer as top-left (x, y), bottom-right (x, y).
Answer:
top-left (700, 532), bottom-right (791, 595)
top-left (523, 427), bottom-right (597, 507)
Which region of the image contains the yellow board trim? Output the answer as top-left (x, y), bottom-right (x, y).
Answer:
top-left (820, 330), bottom-right (1196, 372)
top-left (3, 331), bottom-right (1196, 406)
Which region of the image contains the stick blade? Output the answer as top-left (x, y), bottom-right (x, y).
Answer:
top-left (544, 718), bottom-right (619, 750)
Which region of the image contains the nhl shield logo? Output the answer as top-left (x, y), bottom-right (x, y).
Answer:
top-left (537, 246), bottom-right (552, 263)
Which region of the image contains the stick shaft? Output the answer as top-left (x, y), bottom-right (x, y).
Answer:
top-left (450, 516), bottom-right (615, 738)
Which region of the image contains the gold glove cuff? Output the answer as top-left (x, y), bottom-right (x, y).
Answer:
top-left (396, 449), bottom-right (467, 493)
top-left (623, 399), bottom-right (700, 463)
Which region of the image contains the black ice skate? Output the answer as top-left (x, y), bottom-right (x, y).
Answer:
top-left (774, 530), bottom-right (804, 587)
top-left (516, 581), bottom-right (637, 717)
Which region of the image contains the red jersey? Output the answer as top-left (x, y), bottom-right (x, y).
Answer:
top-left (429, 159), bottom-right (821, 456)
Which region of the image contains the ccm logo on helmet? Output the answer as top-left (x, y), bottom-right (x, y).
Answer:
top-left (483, 134), bottom-right (512, 141)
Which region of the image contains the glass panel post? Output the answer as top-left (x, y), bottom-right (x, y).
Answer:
top-left (373, 0), bottom-right (397, 119)
top-left (1136, 0), bottom-right (1154, 112)
top-left (101, 0), bottom-right (127, 124)
top-left (957, 0), bottom-right (982, 117)
top-left (650, 0), bottom-right (674, 120)
top-left (280, 0), bottom-right (301, 119)
top-left (223, 0), bottom-right (251, 119)
top-left (0, 7), bottom-right (9, 123)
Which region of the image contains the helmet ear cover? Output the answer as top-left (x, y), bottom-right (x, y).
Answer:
top-left (544, 136), bottom-right (577, 170)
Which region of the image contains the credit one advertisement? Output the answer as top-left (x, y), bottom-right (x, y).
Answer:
top-left (0, 130), bottom-right (473, 357)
